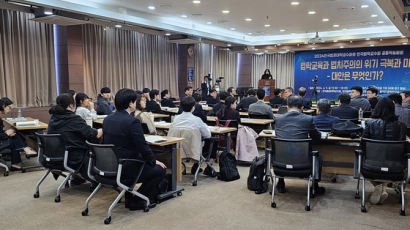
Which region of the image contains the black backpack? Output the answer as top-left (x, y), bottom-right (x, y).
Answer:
top-left (218, 150), bottom-right (240, 181)
top-left (331, 120), bottom-right (363, 138)
top-left (247, 155), bottom-right (268, 194)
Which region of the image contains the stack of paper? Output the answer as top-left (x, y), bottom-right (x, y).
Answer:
top-left (145, 136), bottom-right (167, 143)
top-left (16, 120), bottom-right (38, 127)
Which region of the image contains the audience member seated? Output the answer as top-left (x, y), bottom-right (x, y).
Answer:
top-left (227, 87), bottom-right (236, 97)
top-left (362, 97), bottom-right (407, 205)
top-left (142, 88), bottom-right (151, 102)
top-left (400, 90), bottom-right (410, 136)
top-left (216, 96), bottom-right (241, 124)
top-left (96, 87), bottom-right (113, 115)
top-left (274, 95), bottom-right (324, 195)
top-left (66, 89), bottom-right (76, 99)
top-left (146, 89), bottom-right (163, 114)
top-left (298, 87), bottom-right (312, 109)
top-left (236, 89), bottom-right (257, 111)
top-left (388, 93), bottom-right (403, 121)
top-left (366, 86), bottom-right (380, 110)
top-left (103, 88), bottom-right (166, 210)
top-left (281, 87), bottom-right (294, 105)
top-left (331, 93), bottom-right (359, 120)
top-left (134, 94), bottom-right (157, 135)
top-left (209, 91), bottom-right (229, 116)
top-left (75, 93), bottom-right (97, 121)
top-left (160, 89), bottom-right (176, 108)
top-left (181, 86), bottom-right (193, 99)
top-left (171, 96), bottom-right (211, 174)
top-left (206, 89), bottom-right (220, 106)
top-left (192, 93), bottom-right (207, 123)
top-left (269, 88), bottom-right (284, 107)
top-left (0, 98), bottom-right (37, 170)
top-left (48, 94), bottom-right (103, 184)
top-left (313, 99), bottom-right (339, 130)
top-left (248, 89), bottom-right (274, 119)
top-left (350, 86), bottom-right (371, 111)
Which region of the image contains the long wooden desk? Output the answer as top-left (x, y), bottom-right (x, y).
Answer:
top-left (161, 107), bottom-right (179, 114)
top-left (3, 117), bottom-right (48, 131)
top-left (93, 113), bottom-right (169, 126)
top-left (206, 116), bottom-right (274, 125)
top-left (272, 108), bottom-right (316, 115)
top-left (144, 135), bottom-right (185, 200)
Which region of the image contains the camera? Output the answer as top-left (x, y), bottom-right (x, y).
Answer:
top-left (215, 77), bottom-right (224, 84)
top-left (206, 73), bottom-right (212, 81)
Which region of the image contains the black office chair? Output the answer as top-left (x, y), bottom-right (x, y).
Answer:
top-left (340, 118), bottom-right (359, 124)
top-left (248, 114), bottom-right (271, 119)
top-left (34, 133), bottom-right (81, 202)
top-left (363, 111), bottom-right (372, 118)
top-left (82, 141), bottom-right (151, 224)
top-left (271, 103), bottom-right (282, 109)
top-left (215, 119), bottom-right (238, 151)
top-left (277, 106), bottom-right (288, 114)
top-left (141, 123), bottom-right (150, 134)
top-left (270, 138), bottom-right (318, 211)
top-left (0, 141), bottom-right (11, 176)
top-left (354, 138), bottom-right (409, 215)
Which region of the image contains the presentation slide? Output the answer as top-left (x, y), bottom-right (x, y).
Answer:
top-left (294, 45), bottom-right (410, 99)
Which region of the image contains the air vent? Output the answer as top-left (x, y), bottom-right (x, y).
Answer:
top-left (168, 34), bottom-right (201, 44)
top-left (30, 15), bottom-right (88, 26)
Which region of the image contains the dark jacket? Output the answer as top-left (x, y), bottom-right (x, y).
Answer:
top-left (201, 82), bottom-right (210, 99)
top-left (217, 107), bottom-right (241, 124)
top-left (180, 94), bottom-right (189, 99)
top-left (47, 110), bottom-right (98, 168)
top-left (103, 110), bottom-right (156, 166)
top-left (313, 114), bottom-right (340, 130)
top-left (261, 74), bottom-right (272, 80)
top-left (206, 96), bottom-right (220, 106)
top-left (146, 100), bottom-right (163, 114)
top-left (193, 104), bottom-right (207, 123)
top-left (237, 96), bottom-right (257, 111)
top-left (269, 96), bottom-right (284, 107)
top-left (96, 95), bottom-right (112, 115)
top-left (209, 101), bottom-right (224, 116)
top-left (368, 97), bottom-right (379, 110)
top-left (302, 98), bottom-right (312, 110)
top-left (161, 98), bottom-right (176, 108)
top-left (275, 110), bottom-right (321, 141)
top-left (362, 119), bottom-right (407, 141)
top-left (0, 119), bottom-right (8, 140)
top-left (330, 104), bottom-right (359, 120)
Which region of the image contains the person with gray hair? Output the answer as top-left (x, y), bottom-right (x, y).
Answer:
top-left (281, 87), bottom-right (294, 105)
top-left (298, 87), bottom-right (312, 109)
top-left (313, 99), bottom-right (340, 130)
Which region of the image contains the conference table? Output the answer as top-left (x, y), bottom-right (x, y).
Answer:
top-left (93, 113), bottom-right (169, 126)
top-left (272, 108), bottom-right (316, 115)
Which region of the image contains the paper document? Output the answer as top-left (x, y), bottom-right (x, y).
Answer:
top-left (95, 115), bottom-right (107, 119)
top-left (16, 120), bottom-right (38, 127)
top-left (145, 136), bottom-right (167, 143)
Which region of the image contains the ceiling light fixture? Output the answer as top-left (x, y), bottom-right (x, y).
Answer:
top-left (44, 9), bottom-right (53, 15)
top-left (361, 5), bottom-right (369, 8)
top-left (377, 21), bottom-right (384, 24)
top-left (181, 14), bottom-right (188, 18)
top-left (148, 6), bottom-right (155, 10)
top-left (192, 0), bottom-right (201, 4)
top-left (264, 24), bottom-right (271, 27)
top-left (333, 24), bottom-right (340, 27)
top-left (222, 10), bottom-right (230, 14)
top-left (280, 29), bottom-right (286, 32)
top-left (333, 40), bottom-right (338, 42)
top-left (312, 47), bottom-right (316, 50)
top-left (339, 46), bottom-right (344, 48)
top-left (165, 33), bottom-right (171, 36)
top-left (370, 44), bottom-right (375, 47)
top-left (247, 32), bottom-right (252, 35)
top-left (371, 14), bottom-right (378, 17)
top-left (365, 38), bottom-right (371, 40)
top-left (291, 2), bottom-right (300, 6)
top-left (403, 42), bottom-right (408, 45)
top-left (322, 18), bottom-right (329, 22)
top-left (308, 11), bottom-right (316, 15)
top-left (227, 43), bottom-right (232, 47)
top-left (230, 28), bottom-right (236, 30)
top-left (206, 21), bottom-right (212, 24)
top-left (115, 24), bottom-right (122, 28)
top-left (245, 18), bottom-right (252, 22)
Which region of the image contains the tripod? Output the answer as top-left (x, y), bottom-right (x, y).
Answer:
top-left (312, 78), bottom-right (318, 103)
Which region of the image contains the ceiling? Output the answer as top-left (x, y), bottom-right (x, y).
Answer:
top-left (18, 0), bottom-right (404, 45)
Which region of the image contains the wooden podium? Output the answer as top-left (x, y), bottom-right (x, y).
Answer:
top-left (258, 79), bottom-right (275, 101)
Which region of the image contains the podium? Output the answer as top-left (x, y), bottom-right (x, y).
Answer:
top-left (258, 79), bottom-right (275, 101)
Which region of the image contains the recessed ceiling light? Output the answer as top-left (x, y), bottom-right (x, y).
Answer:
top-left (44, 10), bottom-right (53, 15)
top-left (148, 6), bottom-right (155, 10)
top-left (277, 43), bottom-right (281, 46)
top-left (379, 38), bottom-right (383, 41)
top-left (377, 21), bottom-right (384, 24)
top-left (115, 24), bottom-right (122, 28)
top-left (230, 28), bottom-right (236, 30)
top-left (339, 46), bottom-right (344, 48)
top-left (222, 10), bottom-right (230, 14)
top-left (370, 44), bottom-right (375, 47)
top-left (291, 33), bottom-right (296, 35)
top-left (401, 35), bottom-right (406, 38)
top-left (264, 24), bottom-right (271, 27)
top-left (247, 32), bottom-right (253, 35)
top-left (291, 1), bottom-right (300, 6)
top-left (371, 14), bottom-right (378, 17)
top-left (245, 18), bottom-right (252, 22)
top-left (181, 14), bottom-right (188, 18)
top-left (333, 40), bottom-right (338, 42)
top-left (361, 5), bottom-right (369, 8)
top-left (333, 24), bottom-right (340, 27)
top-left (403, 42), bottom-right (408, 45)
top-left (165, 33), bottom-right (171, 36)
top-left (280, 29), bottom-right (286, 32)
top-left (312, 47), bottom-right (316, 50)
top-left (366, 38), bottom-right (371, 40)
top-left (192, 0), bottom-right (201, 4)
top-left (206, 21), bottom-right (212, 24)
top-left (227, 43), bottom-right (232, 47)
top-left (350, 40), bottom-right (353, 43)
top-left (308, 11), bottom-right (316, 15)
top-left (322, 18), bottom-right (329, 22)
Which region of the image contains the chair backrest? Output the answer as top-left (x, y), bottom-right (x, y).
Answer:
top-left (216, 119), bottom-right (239, 129)
top-left (248, 114), bottom-right (271, 119)
top-left (271, 103), bottom-right (282, 109)
top-left (35, 133), bottom-right (66, 162)
top-left (340, 118), bottom-right (359, 124)
top-left (362, 138), bottom-right (407, 171)
top-left (168, 127), bottom-right (202, 160)
top-left (271, 138), bottom-right (312, 170)
top-left (277, 106), bottom-right (288, 114)
top-left (141, 123), bottom-right (150, 134)
top-left (86, 141), bottom-right (118, 177)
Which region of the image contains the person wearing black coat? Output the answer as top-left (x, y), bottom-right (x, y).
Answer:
top-left (201, 75), bottom-right (211, 100)
top-left (216, 96), bottom-right (241, 124)
top-left (102, 88), bottom-right (166, 209)
top-left (331, 93), bottom-right (359, 120)
top-left (146, 89), bottom-right (163, 114)
top-left (96, 87), bottom-right (113, 115)
top-left (206, 89), bottom-right (220, 106)
top-left (160, 90), bottom-right (176, 108)
top-left (47, 94), bottom-right (102, 182)
top-left (237, 89), bottom-right (257, 111)
top-left (192, 94), bottom-right (207, 123)
top-left (261, 69), bottom-right (273, 80)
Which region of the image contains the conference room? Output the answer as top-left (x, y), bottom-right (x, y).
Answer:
top-left (1, 0), bottom-right (410, 229)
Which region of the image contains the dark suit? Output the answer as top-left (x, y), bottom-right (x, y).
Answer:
top-left (201, 82), bottom-right (210, 99)
top-left (313, 114), bottom-right (340, 130)
top-left (209, 102), bottom-right (224, 116)
top-left (193, 104), bottom-right (207, 123)
top-left (206, 96), bottom-right (220, 106)
top-left (180, 94), bottom-right (189, 99)
top-left (161, 98), bottom-right (176, 108)
top-left (302, 98), bottom-right (312, 110)
top-left (330, 104), bottom-right (358, 120)
top-left (261, 74), bottom-right (272, 80)
top-left (237, 96), bottom-right (257, 111)
top-left (269, 96), bottom-right (284, 107)
top-left (146, 100), bottom-right (163, 114)
top-left (103, 110), bottom-right (165, 200)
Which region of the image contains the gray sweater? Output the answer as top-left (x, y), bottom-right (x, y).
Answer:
top-left (350, 96), bottom-right (371, 111)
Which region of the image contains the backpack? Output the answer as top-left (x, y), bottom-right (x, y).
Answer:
top-left (331, 120), bottom-right (363, 138)
top-left (247, 155), bottom-right (268, 194)
top-left (218, 150), bottom-right (240, 181)
top-left (215, 119), bottom-right (234, 149)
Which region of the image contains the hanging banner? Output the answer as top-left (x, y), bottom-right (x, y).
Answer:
top-left (294, 45), bottom-right (410, 99)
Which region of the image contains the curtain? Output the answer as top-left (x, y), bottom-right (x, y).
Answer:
top-left (83, 24), bottom-right (178, 99)
top-left (0, 9), bottom-right (56, 106)
top-left (251, 53), bottom-right (294, 89)
top-left (194, 43), bottom-right (213, 89)
top-left (213, 49), bottom-right (238, 90)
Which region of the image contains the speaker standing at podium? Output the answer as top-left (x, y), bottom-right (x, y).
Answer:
top-left (261, 69), bottom-right (273, 80)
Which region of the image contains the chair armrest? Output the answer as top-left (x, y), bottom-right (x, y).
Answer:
top-left (406, 152), bottom-right (410, 158)
top-left (117, 159), bottom-right (146, 192)
top-left (355, 149), bottom-right (363, 156)
top-left (65, 146), bottom-right (88, 151)
top-left (118, 158), bottom-right (145, 165)
top-left (311, 150), bottom-right (319, 157)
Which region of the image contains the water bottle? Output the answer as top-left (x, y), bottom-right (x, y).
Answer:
top-left (358, 107), bottom-right (363, 120)
top-left (17, 109), bottom-right (22, 118)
